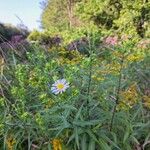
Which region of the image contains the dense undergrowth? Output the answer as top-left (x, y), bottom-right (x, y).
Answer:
top-left (0, 32), bottom-right (150, 150)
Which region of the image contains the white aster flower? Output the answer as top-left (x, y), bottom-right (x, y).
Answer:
top-left (51, 79), bottom-right (69, 94)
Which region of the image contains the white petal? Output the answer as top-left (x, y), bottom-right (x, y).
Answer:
top-left (52, 83), bottom-right (56, 87)
top-left (54, 91), bottom-right (60, 94)
top-left (56, 79), bottom-right (61, 84)
top-left (60, 79), bottom-right (66, 84)
top-left (51, 86), bottom-right (56, 90)
top-left (64, 83), bottom-right (69, 87)
top-left (51, 90), bottom-right (58, 94)
top-left (62, 88), bottom-right (66, 92)
top-left (51, 88), bottom-right (57, 92)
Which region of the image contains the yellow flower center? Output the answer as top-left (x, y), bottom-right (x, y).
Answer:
top-left (57, 83), bottom-right (64, 90)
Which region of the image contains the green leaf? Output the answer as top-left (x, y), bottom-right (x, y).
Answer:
top-left (73, 120), bottom-right (101, 127)
top-left (48, 143), bottom-right (52, 150)
top-left (98, 139), bottom-right (111, 150)
top-left (101, 133), bottom-right (121, 150)
top-left (88, 138), bottom-right (95, 150)
top-left (75, 127), bottom-right (80, 149)
top-left (123, 128), bottom-right (130, 143)
top-left (81, 134), bottom-right (87, 150)
top-left (67, 128), bottom-right (84, 145)
top-left (75, 103), bottom-right (84, 120)
top-left (86, 130), bottom-right (98, 143)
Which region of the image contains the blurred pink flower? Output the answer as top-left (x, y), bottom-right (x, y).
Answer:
top-left (105, 36), bottom-right (118, 46)
top-left (121, 34), bottom-right (129, 41)
top-left (137, 39), bottom-right (150, 49)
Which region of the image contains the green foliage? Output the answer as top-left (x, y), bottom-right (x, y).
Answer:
top-left (27, 30), bottom-right (41, 41)
top-left (0, 1), bottom-right (150, 149)
top-left (41, 0), bottom-right (82, 30)
top-left (41, 0), bottom-right (69, 30)
top-left (0, 35), bottom-right (150, 149)
top-left (41, 0), bottom-right (150, 37)
top-left (76, 0), bottom-right (150, 37)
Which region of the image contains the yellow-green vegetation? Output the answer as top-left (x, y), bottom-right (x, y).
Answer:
top-left (0, 0), bottom-right (150, 149)
top-left (0, 33), bottom-right (150, 149)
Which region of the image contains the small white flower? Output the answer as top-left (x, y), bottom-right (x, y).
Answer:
top-left (51, 79), bottom-right (69, 94)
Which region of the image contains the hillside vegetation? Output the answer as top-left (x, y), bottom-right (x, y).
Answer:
top-left (0, 0), bottom-right (150, 149)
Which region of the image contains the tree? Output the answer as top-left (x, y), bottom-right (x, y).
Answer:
top-left (75, 0), bottom-right (150, 37)
top-left (41, 0), bottom-right (81, 30)
top-left (41, 0), bottom-right (150, 37)
top-left (41, 0), bottom-right (67, 30)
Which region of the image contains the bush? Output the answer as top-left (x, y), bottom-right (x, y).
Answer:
top-left (0, 23), bottom-right (29, 43)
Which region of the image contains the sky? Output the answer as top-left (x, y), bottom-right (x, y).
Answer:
top-left (0, 0), bottom-right (42, 30)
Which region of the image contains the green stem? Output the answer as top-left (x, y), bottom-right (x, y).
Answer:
top-left (86, 54), bottom-right (93, 119)
top-left (87, 57), bottom-right (92, 98)
top-left (109, 58), bottom-right (124, 131)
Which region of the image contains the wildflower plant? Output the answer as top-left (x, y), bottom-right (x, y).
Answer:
top-left (0, 34), bottom-right (150, 150)
top-left (51, 79), bottom-right (69, 94)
